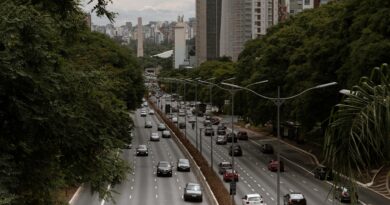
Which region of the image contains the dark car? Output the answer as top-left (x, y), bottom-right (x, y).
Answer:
top-left (204, 128), bottom-right (215, 136)
top-left (135, 145), bottom-right (148, 156)
top-left (217, 124), bottom-right (227, 130)
top-left (156, 161), bottom-right (173, 177)
top-left (268, 160), bottom-right (284, 172)
top-left (183, 183), bottom-right (202, 202)
top-left (335, 186), bottom-right (358, 203)
top-left (177, 158), bottom-right (190, 172)
top-left (229, 145), bottom-right (243, 156)
top-left (218, 161), bottom-right (233, 174)
top-left (260, 144), bottom-right (274, 154)
top-left (237, 131), bottom-right (248, 140)
top-left (217, 128), bottom-right (226, 135)
top-left (223, 169), bottom-right (239, 182)
top-left (205, 115), bottom-right (211, 120)
top-left (179, 122), bottom-right (186, 129)
top-left (216, 135), bottom-right (227, 145)
top-left (226, 133), bottom-right (237, 143)
top-left (314, 166), bottom-right (333, 180)
top-left (203, 120), bottom-right (211, 127)
top-left (283, 193), bottom-right (307, 205)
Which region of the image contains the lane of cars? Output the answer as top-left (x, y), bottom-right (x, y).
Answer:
top-left (157, 96), bottom-right (362, 205)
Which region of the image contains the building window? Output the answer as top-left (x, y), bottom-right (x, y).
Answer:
top-left (257, 28), bottom-right (261, 32)
top-left (290, 10), bottom-right (295, 14)
top-left (305, 0), bottom-right (310, 5)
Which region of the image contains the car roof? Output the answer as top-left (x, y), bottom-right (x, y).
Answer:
top-left (289, 193), bottom-right (305, 199)
top-left (178, 158), bottom-right (189, 162)
top-left (186, 182), bottom-right (200, 186)
top-left (246, 193), bottom-right (261, 198)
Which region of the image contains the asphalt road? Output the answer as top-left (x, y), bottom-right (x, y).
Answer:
top-left (70, 107), bottom-right (212, 205)
top-left (158, 97), bottom-right (390, 205)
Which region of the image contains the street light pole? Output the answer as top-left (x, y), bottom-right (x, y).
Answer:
top-left (221, 81), bottom-right (337, 205)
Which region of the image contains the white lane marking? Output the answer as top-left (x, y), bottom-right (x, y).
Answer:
top-left (313, 188), bottom-right (319, 192)
top-left (302, 180), bottom-right (307, 184)
top-left (155, 186), bottom-right (157, 189)
top-left (289, 189), bottom-right (294, 193)
top-left (270, 197), bottom-right (274, 201)
top-left (266, 192), bottom-right (270, 196)
top-left (131, 186), bottom-right (133, 190)
top-left (156, 194), bottom-right (158, 198)
top-left (129, 195), bottom-right (132, 199)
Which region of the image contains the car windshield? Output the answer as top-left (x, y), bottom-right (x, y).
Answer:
top-left (159, 162), bottom-right (170, 167)
top-left (138, 145), bottom-right (147, 150)
top-left (187, 185), bottom-right (200, 191)
top-left (221, 162), bottom-right (232, 167)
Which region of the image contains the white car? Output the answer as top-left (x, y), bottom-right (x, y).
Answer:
top-left (172, 117), bottom-right (178, 123)
top-left (157, 123), bottom-right (166, 131)
top-left (242, 194), bottom-right (264, 205)
top-left (150, 132), bottom-right (160, 141)
top-left (140, 111), bottom-right (147, 117)
top-left (149, 109), bottom-right (155, 115)
top-left (188, 117), bottom-right (196, 123)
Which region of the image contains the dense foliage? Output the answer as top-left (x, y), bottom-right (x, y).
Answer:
top-left (0, 0), bottom-right (144, 204)
top-left (235, 0), bottom-right (390, 132)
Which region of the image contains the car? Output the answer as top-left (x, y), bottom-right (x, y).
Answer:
top-left (229, 145), bottom-right (243, 156)
top-left (162, 130), bottom-right (171, 138)
top-left (183, 183), bottom-right (202, 202)
top-left (205, 115), bottom-right (211, 120)
top-left (171, 107), bottom-right (179, 113)
top-left (223, 169), bottom-right (239, 182)
top-left (172, 117), bottom-right (178, 123)
top-left (268, 160), bottom-right (284, 172)
top-left (204, 128), bottom-right (214, 136)
top-left (135, 145), bottom-right (148, 156)
top-left (177, 158), bottom-right (190, 172)
top-left (150, 132), bottom-right (160, 141)
top-left (313, 166), bottom-right (333, 180)
top-left (179, 111), bottom-right (186, 116)
top-left (260, 144), bottom-right (274, 154)
top-left (335, 186), bottom-right (358, 203)
top-left (227, 133), bottom-right (237, 142)
top-left (157, 123), bottom-right (166, 131)
top-left (140, 110), bottom-right (147, 117)
top-left (142, 102), bottom-right (148, 107)
top-left (149, 109), bottom-right (155, 115)
top-left (217, 128), bottom-right (226, 135)
top-left (144, 121), bottom-right (152, 128)
top-left (218, 161), bottom-right (233, 174)
top-left (237, 131), bottom-right (248, 140)
top-left (156, 161), bottom-right (173, 177)
top-left (203, 120), bottom-right (211, 127)
top-left (283, 193), bottom-right (307, 205)
top-left (179, 122), bottom-right (186, 129)
top-left (216, 135), bottom-right (227, 145)
top-left (242, 193), bottom-right (264, 205)
top-left (217, 124), bottom-right (227, 130)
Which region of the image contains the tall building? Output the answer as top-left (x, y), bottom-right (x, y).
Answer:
top-left (174, 16), bottom-right (187, 69)
top-left (196, 0), bottom-right (207, 66)
top-left (252, 0), bottom-right (279, 38)
top-left (206, 0), bottom-right (221, 60)
top-left (137, 17), bottom-right (144, 57)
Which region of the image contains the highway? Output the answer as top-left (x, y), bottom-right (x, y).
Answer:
top-left (70, 107), bottom-right (212, 205)
top-left (158, 96), bottom-right (390, 205)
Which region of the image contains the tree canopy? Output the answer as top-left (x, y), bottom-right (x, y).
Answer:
top-left (0, 0), bottom-right (144, 204)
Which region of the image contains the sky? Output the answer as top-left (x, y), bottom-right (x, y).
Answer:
top-left (81, 0), bottom-right (195, 26)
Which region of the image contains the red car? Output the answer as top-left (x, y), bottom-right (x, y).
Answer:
top-left (223, 169), bottom-right (239, 182)
top-left (268, 160), bottom-right (284, 172)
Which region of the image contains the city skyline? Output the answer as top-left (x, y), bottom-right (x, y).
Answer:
top-left (81, 0), bottom-right (195, 26)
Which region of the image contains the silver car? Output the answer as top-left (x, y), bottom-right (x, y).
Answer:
top-left (150, 132), bottom-right (160, 141)
top-left (177, 158), bottom-right (190, 172)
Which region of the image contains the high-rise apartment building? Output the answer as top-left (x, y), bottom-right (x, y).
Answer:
top-left (137, 17), bottom-right (144, 57)
top-left (252, 0), bottom-right (279, 38)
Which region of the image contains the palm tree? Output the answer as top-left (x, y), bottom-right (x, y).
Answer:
top-left (324, 63), bottom-right (389, 204)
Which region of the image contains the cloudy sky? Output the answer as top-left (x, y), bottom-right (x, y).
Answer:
top-left (81, 0), bottom-right (195, 26)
